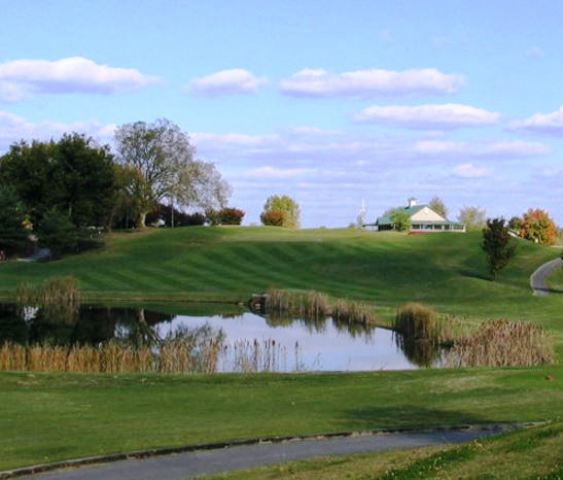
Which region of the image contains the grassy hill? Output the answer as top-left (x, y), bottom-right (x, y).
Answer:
top-left (0, 226), bottom-right (561, 313)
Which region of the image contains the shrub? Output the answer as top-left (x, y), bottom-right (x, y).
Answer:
top-left (219, 208), bottom-right (245, 225)
top-left (260, 210), bottom-right (285, 227)
top-left (206, 208), bottom-right (245, 226)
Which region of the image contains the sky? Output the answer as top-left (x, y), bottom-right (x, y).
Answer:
top-left (0, 0), bottom-right (562, 227)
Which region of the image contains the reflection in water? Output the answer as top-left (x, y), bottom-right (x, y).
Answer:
top-left (393, 333), bottom-right (443, 368)
top-left (0, 304), bottom-right (446, 373)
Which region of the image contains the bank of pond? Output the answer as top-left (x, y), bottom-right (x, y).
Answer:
top-left (0, 300), bottom-right (553, 374)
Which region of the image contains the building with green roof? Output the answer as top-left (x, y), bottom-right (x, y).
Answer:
top-left (368, 198), bottom-right (465, 233)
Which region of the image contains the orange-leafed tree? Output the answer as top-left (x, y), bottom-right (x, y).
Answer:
top-left (519, 209), bottom-right (557, 245)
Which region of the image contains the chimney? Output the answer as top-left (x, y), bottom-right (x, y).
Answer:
top-left (407, 197), bottom-right (417, 208)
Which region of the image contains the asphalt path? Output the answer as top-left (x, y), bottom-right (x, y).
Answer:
top-left (20, 429), bottom-right (500, 480)
top-left (530, 258), bottom-right (563, 296)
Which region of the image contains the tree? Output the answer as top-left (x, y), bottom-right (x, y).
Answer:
top-left (114, 119), bottom-right (230, 228)
top-left (519, 209), bottom-right (557, 245)
top-left (0, 134), bottom-right (117, 228)
top-left (458, 206), bottom-right (487, 231)
top-left (38, 210), bottom-right (79, 256)
top-left (429, 196), bottom-right (448, 218)
top-left (482, 218), bottom-right (516, 280)
top-left (0, 185), bottom-right (28, 254)
top-left (261, 195), bottom-right (300, 228)
top-left (508, 216), bottom-right (522, 231)
top-left (389, 209), bottom-right (411, 232)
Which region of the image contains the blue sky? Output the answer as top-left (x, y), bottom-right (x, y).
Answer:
top-left (0, 0), bottom-right (562, 226)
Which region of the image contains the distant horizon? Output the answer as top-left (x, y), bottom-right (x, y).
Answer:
top-left (1, 0), bottom-right (562, 227)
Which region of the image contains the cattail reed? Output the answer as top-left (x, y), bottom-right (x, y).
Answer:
top-left (0, 325), bottom-right (226, 374)
top-left (265, 289), bottom-right (380, 328)
top-left (265, 289), bottom-right (330, 318)
top-left (446, 319), bottom-right (554, 367)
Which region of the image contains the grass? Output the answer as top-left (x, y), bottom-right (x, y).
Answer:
top-left (1, 227), bottom-right (563, 471)
top-left (547, 265), bottom-right (563, 291)
top-left (0, 368), bottom-right (561, 471)
top-left (203, 421), bottom-right (562, 480)
top-left (0, 227), bottom-right (561, 318)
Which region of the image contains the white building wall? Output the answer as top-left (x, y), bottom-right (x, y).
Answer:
top-left (410, 207), bottom-right (446, 222)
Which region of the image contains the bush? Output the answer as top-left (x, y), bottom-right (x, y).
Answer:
top-left (260, 210), bottom-right (285, 227)
top-left (219, 208), bottom-right (245, 225)
top-left (184, 212), bottom-right (206, 226)
top-left (38, 210), bottom-right (78, 255)
top-left (206, 208), bottom-right (245, 226)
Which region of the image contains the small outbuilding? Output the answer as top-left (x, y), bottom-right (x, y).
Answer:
top-left (369, 198), bottom-right (465, 233)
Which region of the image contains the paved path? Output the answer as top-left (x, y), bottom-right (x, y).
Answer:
top-left (530, 258), bottom-right (563, 296)
top-left (20, 429), bottom-right (500, 480)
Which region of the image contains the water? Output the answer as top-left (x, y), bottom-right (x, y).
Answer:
top-left (0, 304), bottom-right (444, 372)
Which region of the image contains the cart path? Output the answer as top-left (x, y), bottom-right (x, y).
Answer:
top-left (18, 428), bottom-right (504, 480)
top-left (530, 258), bottom-right (563, 296)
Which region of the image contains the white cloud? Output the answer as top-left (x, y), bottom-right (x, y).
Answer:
top-left (191, 132), bottom-right (280, 148)
top-left (190, 69), bottom-right (267, 95)
top-left (245, 166), bottom-right (315, 179)
top-left (356, 103), bottom-right (499, 129)
top-left (414, 139), bottom-right (549, 157)
top-left (0, 57), bottom-right (156, 101)
top-left (279, 68), bottom-right (464, 97)
top-left (511, 106), bottom-right (563, 135)
top-left (0, 110), bottom-right (115, 151)
top-left (452, 163), bottom-right (490, 178)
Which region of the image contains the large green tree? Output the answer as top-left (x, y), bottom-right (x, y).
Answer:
top-left (0, 134), bottom-right (117, 228)
top-left (0, 185), bottom-right (28, 254)
top-left (114, 119), bottom-right (230, 228)
top-left (260, 195), bottom-right (300, 228)
top-left (482, 218), bottom-right (516, 280)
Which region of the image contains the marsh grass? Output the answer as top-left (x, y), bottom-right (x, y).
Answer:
top-left (265, 289), bottom-right (380, 328)
top-left (265, 289), bottom-right (330, 318)
top-left (16, 277), bottom-right (80, 325)
top-left (446, 319), bottom-right (554, 367)
top-left (0, 325), bottom-right (225, 374)
top-left (227, 339), bottom-right (298, 373)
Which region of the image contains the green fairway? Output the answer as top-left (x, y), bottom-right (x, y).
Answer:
top-left (204, 421), bottom-right (562, 480)
top-left (0, 368), bottom-right (561, 471)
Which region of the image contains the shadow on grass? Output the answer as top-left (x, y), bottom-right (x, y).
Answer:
top-left (341, 405), bottom-right (494, 430)
top-left (458, 269), bottom-right (491, 282)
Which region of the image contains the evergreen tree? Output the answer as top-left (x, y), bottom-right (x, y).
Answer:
top-left (482, 218), bottom-right (516, 280)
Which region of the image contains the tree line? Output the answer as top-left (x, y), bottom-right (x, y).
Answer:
top-left (0, 119), bottom-right (237, 256)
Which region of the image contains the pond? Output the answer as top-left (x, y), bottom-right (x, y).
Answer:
top-left (0, 303), bottom-right (444, 373)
